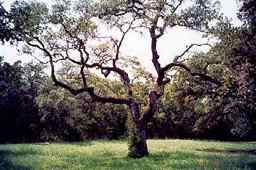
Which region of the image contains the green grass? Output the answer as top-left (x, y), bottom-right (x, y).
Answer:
top-left (0, 139), bottom-right (256, 170)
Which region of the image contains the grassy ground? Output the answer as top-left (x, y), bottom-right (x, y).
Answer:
top-left (0, 139), bottom-right (256, 170)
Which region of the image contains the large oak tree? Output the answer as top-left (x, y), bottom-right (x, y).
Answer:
top-left (5, 0), bottom-right (223, 158)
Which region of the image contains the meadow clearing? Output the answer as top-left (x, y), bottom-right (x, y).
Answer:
top-left (0, 139), bottom-right (256, 170)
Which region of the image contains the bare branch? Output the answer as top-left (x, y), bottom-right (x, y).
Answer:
top-left (173, 43), bottom-right (212, 62)
top-left (162, 62), bottom-right (221, 86)
top-left (78, 42), bottom-right (88, 88)
top-left (150, 20), bottom-right (160, 58)
top-left (113, 17), bottom-right (136, 67)
top-left (27, 37), bottom-right (131, 105)
top-left (149, 16), bottom-right (165, 85)
top-left (172, 0), bottom-right (184, 14)
top-left (88, 90), bottom-right (131, 104)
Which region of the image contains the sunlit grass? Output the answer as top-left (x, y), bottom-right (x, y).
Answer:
top-left (0, 139), bottom-right (256, 170)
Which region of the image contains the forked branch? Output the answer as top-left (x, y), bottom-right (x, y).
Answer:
top-left (27, 37), bottom-right (131, 105)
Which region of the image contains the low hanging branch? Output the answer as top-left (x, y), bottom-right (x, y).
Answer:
top-left (27, 36), bottom-right (131, 105)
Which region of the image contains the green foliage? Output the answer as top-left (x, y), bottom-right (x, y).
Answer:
top-left (10, 0), bottom-right (48, 36)
top-left (37, 78), bottom-right (128, 141)
top-left (0, 59), bottom-right (42, 143)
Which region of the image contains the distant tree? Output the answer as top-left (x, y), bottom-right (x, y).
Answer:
top-left (230, 0), bottom-right (256, 138)
top-left (235, 0), bottom-right (256, 99)
top-left (171, 0), bottom-right (256, 139)
top-left (0, 58), bottom-right (41, 143)
top-left (6, 0), bottom-right (223, 157)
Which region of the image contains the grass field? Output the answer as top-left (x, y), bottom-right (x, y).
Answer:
top-left (0, 139), bottom-right (256, 170)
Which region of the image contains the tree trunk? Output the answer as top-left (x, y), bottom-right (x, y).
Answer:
top-left (128, 122), bottom-right (148, 158)
top-left (127, 103), bottom-right (149, 158)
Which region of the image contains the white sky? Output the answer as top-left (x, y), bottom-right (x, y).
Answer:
top-left (0, 0), bottom-right (241, 71)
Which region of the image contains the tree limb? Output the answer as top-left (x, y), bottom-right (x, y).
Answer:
top-left (173, 43), bottom-right (212, 62)
top-left (27, 37), bottom-right (131, 105)
top-left (162, 62), bottom-right (222, 86)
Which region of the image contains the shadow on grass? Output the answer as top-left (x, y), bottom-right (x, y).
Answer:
top-left (197, 148), bottom-right (256, 155)
top-left (82, 151), bottom-right (256, 170)
top-left (0, 144), bottom-right (256, 170)
top-left (0, 150), bottom-right (32, 170)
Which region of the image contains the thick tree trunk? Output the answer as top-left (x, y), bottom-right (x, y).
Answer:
top-left (127, 103), bottom-right (149, 158)
top-left (128, 122), bottom-right (148, 158)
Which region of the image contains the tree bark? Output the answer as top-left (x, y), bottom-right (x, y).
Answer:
top-left (127, 102), bottom-right (149, 158)
top-left (127, 121), bottom-right (148, 158)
